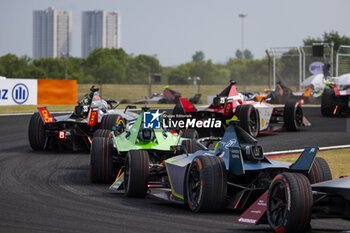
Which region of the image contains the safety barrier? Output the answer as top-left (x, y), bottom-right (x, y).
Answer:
top-left (0, 78), bottom-right (77, 105)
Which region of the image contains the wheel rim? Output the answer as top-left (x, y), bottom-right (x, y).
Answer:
top-left (249, 108), bottom-right (258, 135)
top-left (267, 181), bottom-right (288, 228)
top-left (187, 163), bottom-right (201, 206)
top-left (295, 106), bottom-right (303, 127)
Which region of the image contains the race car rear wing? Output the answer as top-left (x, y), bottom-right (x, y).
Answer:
top-left (174, 98), bottom-right (197, 114)
top-left (289, 146), bottom-right (319, 172)
top-left (37, 107), bottom-right (56, 124)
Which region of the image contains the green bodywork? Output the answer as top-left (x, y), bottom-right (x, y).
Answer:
top-left (112, 110), bottom-right (181, 152)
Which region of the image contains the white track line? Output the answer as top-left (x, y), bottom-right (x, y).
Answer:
top-left (265, 144), bottom-right (350, 156)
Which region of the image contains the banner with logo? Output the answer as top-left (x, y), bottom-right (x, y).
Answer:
top-left (309, 61), bottom-right (324, 75)
top-left (0, 79), bottom-right (37, 105)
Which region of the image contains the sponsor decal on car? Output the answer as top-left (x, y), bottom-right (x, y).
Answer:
top-left (87, 110), bottom-right (98, 126)
top-left (38, 107), bottom-right (55, 123)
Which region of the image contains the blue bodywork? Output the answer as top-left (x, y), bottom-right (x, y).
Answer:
top-left (165, 123), bottom-right (319, 200)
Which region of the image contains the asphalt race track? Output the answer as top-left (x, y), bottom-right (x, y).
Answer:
top-left (0, 107), bottom-right (349, 233)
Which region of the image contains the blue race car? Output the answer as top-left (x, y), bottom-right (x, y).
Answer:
top-left (110, 117), bottom-right (331, 233)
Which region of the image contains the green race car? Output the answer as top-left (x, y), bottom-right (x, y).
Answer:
top-left (90, 107), bottom-right (197, 197)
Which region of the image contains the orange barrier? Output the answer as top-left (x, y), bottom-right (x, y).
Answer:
top-left (38, 79), bottom-right (77, 105)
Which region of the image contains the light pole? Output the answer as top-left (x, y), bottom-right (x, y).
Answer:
top-left (188, 77), bottom-right (201, 95)
top-left (238, 14), bottom-right (247, 53)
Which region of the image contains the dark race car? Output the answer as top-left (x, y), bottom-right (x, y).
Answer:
top-left (28, 86), bottom-right (138, 151)
top-left (236, 174), bottom-right (349, 233)
top-left (254, 81), bottom-right (318, 104)
top-left (109, 118), bottom-right (331, 232)
top-left (173, 81), bottom-right (310, 138)
top-left (133, 86), bottom-right (182, 104)
top-left (321, 81), bottom-right (350, 116)
top-left (133, 86), bottom-right (201, 105)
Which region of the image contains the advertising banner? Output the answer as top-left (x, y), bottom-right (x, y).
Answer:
top-left (37, 79), bottom-right (77, 105)
top-left (0, 79), bottom-right (37, 105)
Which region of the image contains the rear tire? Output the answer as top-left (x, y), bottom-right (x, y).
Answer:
top-left (93, 129), bottom-right (112, 138)
top-left (284, 101), bottom-right (303, 131)
top-left (308, 157), bottom-right (332, 184)
top-left (267, 172), bottom-right (312, 233)
top-left (90, 137), bottom-right (115, 183)
top-left (181, 139), bottom-right (202, 154)
top-left (28, 112), bottom-right (47, 150)
top-left (100, 114), bottom-right (126, 133)
top-left (124, 150), bottom-right (149, 197)
top-left (235, 105), bottom-right (259, 137)
top-left (321, 88), bottom-right (337, 116)
top-left (185, 156), bottom-right (227, 212)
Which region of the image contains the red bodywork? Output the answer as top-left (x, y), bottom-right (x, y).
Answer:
top-left (38, 107), bottom-right (55, 123)
top-left (179, 82), bottom-right (257, 115)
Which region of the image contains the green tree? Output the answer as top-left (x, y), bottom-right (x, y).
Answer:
top-left (167, 64), bottom-right (191, 85)
top-left (0, 53), bottom-right (32, 78)
top-left (126, 55), bottom-right (162, 84)
top-left (235, 49), bottom-right (253, 59)
top-left (192, 51), bottom-right (205, 62)
top-left (243, 49), bottom-right (254, 60)
top-left (303, 31), bottom-right (350, 51)
top-left (235, 49), bottom-right (243, 59)
top-left (84, 48), bottom-right (128, 83)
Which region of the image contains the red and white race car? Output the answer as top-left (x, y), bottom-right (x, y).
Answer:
top-left (173, 81), bottom-right (310, 137)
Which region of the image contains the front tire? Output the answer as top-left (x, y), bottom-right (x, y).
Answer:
top-left (100, 114), bottom-right (126, 134)
top-left (235, 105), bottom-right (259, 137)
top-left (284, 101), bottom-right (303, 131)
top-left (124, 150), bottom-right (149, 197)
top-left (185, 156), bottom-right (227, 212)
top-left (90, 137), bottom-right (115, 183)
top-left (267, 172), bottom-right (312, 233)
top-left (28, 112), bottom-right (47, 150)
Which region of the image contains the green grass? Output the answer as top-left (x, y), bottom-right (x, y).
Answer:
top-left (0, 84), bottom-right (268, 114)
top-left (271, 148), bottom-right (350, 179)
top-left (78, 84), bottom-right (268, 102)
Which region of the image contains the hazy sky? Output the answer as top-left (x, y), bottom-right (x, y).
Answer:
top-left (0, 0), bottom-right (349, 66)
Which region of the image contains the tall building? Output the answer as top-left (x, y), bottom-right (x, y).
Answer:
top-left (33, 7), bottom-right (72, 59)
top-left (82, 10), bottom-right (121, 58)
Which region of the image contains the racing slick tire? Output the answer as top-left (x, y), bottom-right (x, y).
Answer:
top-left (100, 114), bottom-right (126, 134)
top-left (321, 88), bottom-right (337, 116)
top-left (28, 112), bottom-right (47, 151)
top-left (90, 137), bottom-right (115, 183)
top-left (235, 105), bottom-right (259, 137)
top-left (182, 129), bottom-right (199, 139)
top-left (124, 150), bottom-right (149, 198)
top-left (185, 156), bottom-right (227, 212)
top-left (93, 129), bottom-right (113, 138)
top-left (267, 172), bottom-right (312, 233)
top-left (308, 157), bottom-right (332, 184)
top-left (181, 139), bottom-right (202, 154)
top-left (284, 101), bottom-right (303, 131)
